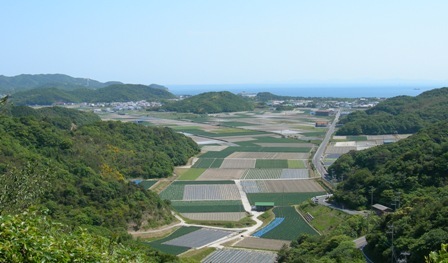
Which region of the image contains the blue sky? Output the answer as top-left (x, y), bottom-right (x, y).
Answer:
top-left (1, 1), bottom-right (447, 86)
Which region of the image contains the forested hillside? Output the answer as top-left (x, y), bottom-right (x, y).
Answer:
top-left (0, 106), bottom-right (199, 233)
top-left (0, 73), bottom-right (120, 93)
top-left (329, 121), bottom-right (448, 262)
top-left (336, 87), bottom-right (448, 135)
top-left (162, 91), bottom-right (254, 113)
top-left (10, 84), bottom-right (175, 105)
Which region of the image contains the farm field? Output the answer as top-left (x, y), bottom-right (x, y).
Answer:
top-left (177, 168), bottom-right (206, 180)
top-left (260, 206), bottom-right (318, 240)
top-left (163, 228), bottom-right (233, 248)
top-left (232, 237), bottom-right (290, 251)
top-left (203, 248), bottom-right (276, 263)
top-left (241, 179), bottom-right (325, 193)
top-left (171, 200), bottom-right (245, 213)
top-left (147, 226), bottom-right (201, 255)
top-left (192, 158), bottom-right (224, 168)
top-left (196, 169), bottom-right (247, 180)
top-left (160, 180), bottom-right (236, 200)
top-left (227, 152), bottom-right (310, 159)
top-left (220, 158), bottom-right (256, 169)
top-left (255, 159), bottom-right (288, 168)
top-left (181, 212), bottom-right (247, 222)
top-left (183, 184), bottom-right (241, 200)
top-left (137, 180), bottom-right (158, 190)
top-left (246, 192), bottom-right (325, 206)
top-left (242, 169), bottom-right (309, 180)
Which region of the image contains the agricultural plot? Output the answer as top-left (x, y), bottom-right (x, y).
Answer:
top-left (192, 158), bottom-right (224, 168)
top-left (181, 212), bottom-right (247, 222)
top-left (228, 152), bottom-right (310, 159)
top-left (233, 237), bottom-right (290, 251)
top-left (242, 180), bottom-right (324, 193)
top-left (280, 169), bottom-right (309, 179)
top-left (200, 146), bottom-right (311, 159)
top-left (252, 218), bottom-right (284, 237)
top-left (196, 169), bottom-right (246, 180)
top-left (177, 168), bottom-right (206, 180)
top-left (183, 184), bottom-right (241, 200)
top-left (255, 159), bottom-right (288, 168)
top-left (242, 169), bottom-right (283, 180)
top-left (159, 184), bottom-right (185, 200)
top-left (203, 248), bottom-right (276, 263)
top-left (171, 200), bottom-right (245, 213)
top-left (260, 206), bottom-right (318, 240)
top-left (241, 181), bottom-right (269, 193)
top-left (220, 158), bottom-right (256, 169)
top-left (246, 192), bottom-right (325, 206)
top-left (163, 228), bottom-right (233, 248)
top-left (255, 143), bottom-right (314, 148)
top-left (326, 146), bottom-right (356, 154)
top-left (148, 226), bottom-right (201, 255)
top-left (264, 180), bottom-right (324, 193)
top-left (287, 159), bottom-right (306, 168)
top-left (200, 145), bottom-right (228, 152)
top-left (160, 181), bottom-right (235, 200)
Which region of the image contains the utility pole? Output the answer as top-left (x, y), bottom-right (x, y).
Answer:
top-left (387, 224), bottom-right (395, 263)
top-left (392, 192), bottom-right (401, 211)
top-left (367, 186), bottom-right (375, 233)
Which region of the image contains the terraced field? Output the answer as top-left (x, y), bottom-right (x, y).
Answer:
top-left (246, 192), bottom-right (324, 206)
top-left (159, 181), bottom-right (236, 200)
top-left (192, 158), bottom-right (224, 168)
top-left (148, 226), bottom-right (201, 255)
top-left (255, 159), bottom-right (288, 168)
top-left (233, 237), bottom-right (290, 251)
top-left (220, 158), bottom-right (256, 169)
top-left (164, 228), bottom-right (233, 248)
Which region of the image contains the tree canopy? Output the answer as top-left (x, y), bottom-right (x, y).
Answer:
top-left (336, 87), bottom-right (448, 135)
top-left (161, 91), bottom-right (254, 113)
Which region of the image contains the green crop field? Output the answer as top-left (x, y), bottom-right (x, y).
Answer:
top-left (138, 180), bottom-right (158, 190)
top-left (243, 169), bottom-right (283, 179)
top-left (246, 192), bottom-right (325, 206)
top-left (159, 184), bottom-right (185, 200)
top-left (147, 226), bottom-right (201, 255)
top-left (177, 168), bottom-right (206, 180)
top-left (174, 127), bottom-right (267, 138)
top-left (301, 131), bottom-right (327, 138)
top-left (171, 200), bottom-right (245, 213)
top-left (287, 160), bottom-right (306, 168)
top-left (192, 158), bottom-right (224, 168)
top-left (172, 180), bottom-right (235, 185)
top-left (218, 121), bottom-right (258, 127)
top-left (255, 159), bottom-right (289, 168)
top-left (261, 206), bottom-right (318, 240)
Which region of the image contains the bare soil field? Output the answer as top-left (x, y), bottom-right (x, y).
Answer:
top-left (264, 179), bottom-right (324, 193)
top-left (232, 237), bottom-right (290, 251)
top-left (196, 169), bottom-right (246, 180)
top-left (201, 145), bottom-right (229, 152)
top-left (220, 158), bottom-right (256, 169)
top-left (180, 212), bottom-right (247, 222)
top-left (325, 146), bottom-right (356, 154)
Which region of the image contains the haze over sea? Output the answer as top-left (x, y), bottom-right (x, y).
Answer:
top-left (167, 84), bottom-right (438, 98)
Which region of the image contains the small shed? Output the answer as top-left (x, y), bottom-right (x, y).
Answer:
top-left (372, 203), bottom-right (393, 216)
top-left (254, 202), bottom-right (275, 211)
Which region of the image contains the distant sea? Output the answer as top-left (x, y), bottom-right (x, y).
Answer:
top-left (166, 84), bottom-right (439, 98)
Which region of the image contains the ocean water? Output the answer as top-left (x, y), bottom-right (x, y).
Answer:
top-left (166, 84), bottom-right (437, 98)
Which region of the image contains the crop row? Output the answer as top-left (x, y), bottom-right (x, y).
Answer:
top-left (183, 184), bottom-right (241, 200)
top-left (260, 206), bottom-right (318, 240)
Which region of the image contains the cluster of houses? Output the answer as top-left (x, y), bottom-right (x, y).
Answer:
top-left (85, 100), bottom-right (162, 112)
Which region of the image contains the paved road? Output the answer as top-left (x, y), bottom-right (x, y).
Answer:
top-left (312, 109), bottom-right (341, 179)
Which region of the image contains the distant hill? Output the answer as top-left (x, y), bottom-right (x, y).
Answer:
top-left (0, 73), bottom-right (122, 93)
top-left (336, 87), bottom-right (448, 135)
top-left (10, 84), bottom-right (175, 105)
top-left (162, 91), bottom-right (254, 113)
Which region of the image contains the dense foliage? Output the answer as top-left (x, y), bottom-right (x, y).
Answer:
top-left (162, 91), bottom-right (254, 113)
top-left (336, 87), bottom-right (448, 135)
top-left (11, 83), bottom-right (175, 105)
top-left (0, 106), bottom-right (199, 233)
top-left (331, 121), bottom-right (448, 209)
top-left (0, 73), bottom-right (120, 93)
top-left (328, 120), bottom-right (448, 262)
top-left (277, 234), bottom-right (364, 263)
top-left (0, 210), bottom-right (185, 263)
